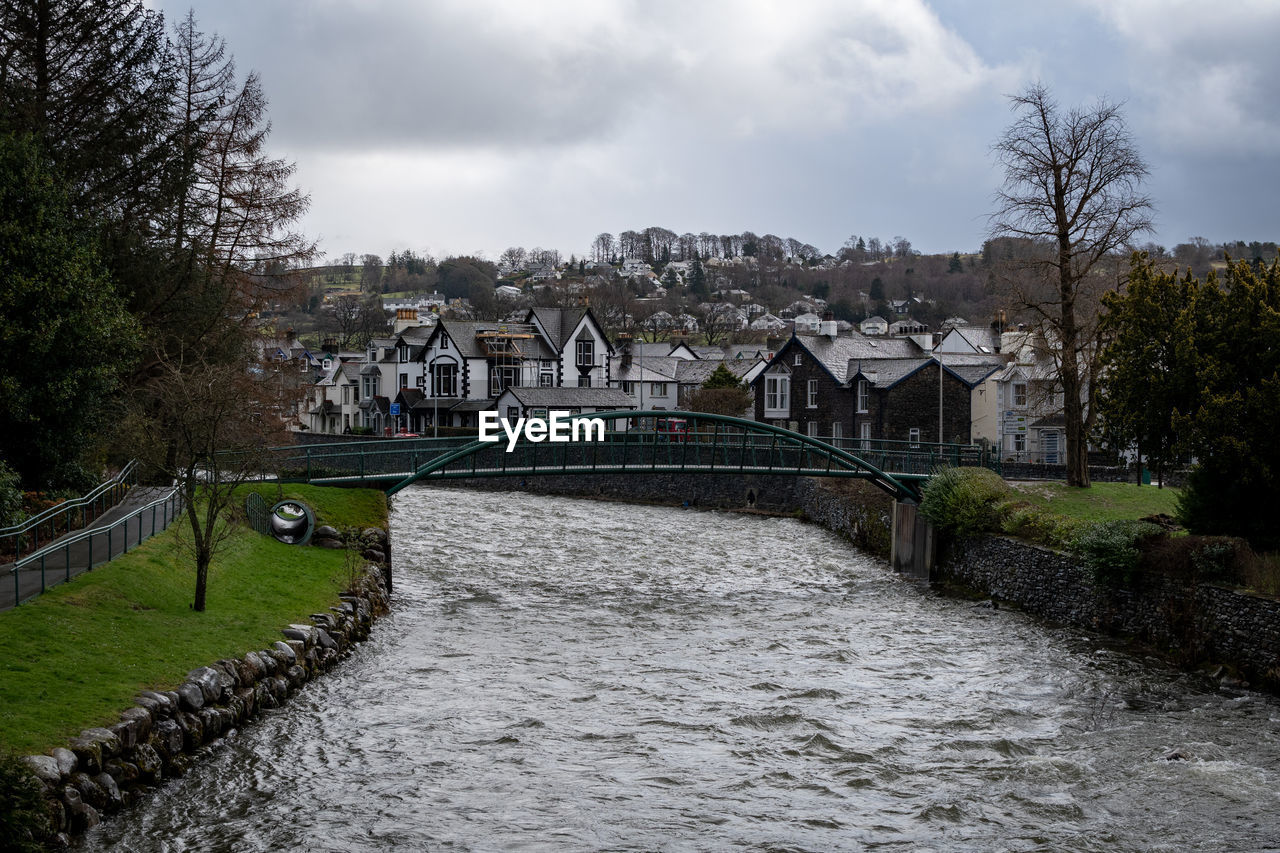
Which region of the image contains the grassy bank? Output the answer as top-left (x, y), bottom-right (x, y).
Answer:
top-left (1009, 481), bottom-right (1179, 523)
top-left (0, 484), bottom-right (386, 755)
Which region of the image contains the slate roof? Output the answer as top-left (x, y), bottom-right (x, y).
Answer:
top-left (431, 320), bottom-right (555, 360)
top-left (848, 355), bottom-right (1004, 390)
top-left (849, 357), bottom-right (932, 388)
top-left (527, 307), bottom-right (586, 352)
top-left (395, 388), bottom-right (424, 407)
top-left (503, 387), bottom-right (636, 409)
top-left (412, 395), bottom-right (460, 411)
top-left (674, 359), bottom-right (757, 386)
top-left (785, 332), bottom-right (925, 384)
top-left (451, 399), bottom-right (496, 413)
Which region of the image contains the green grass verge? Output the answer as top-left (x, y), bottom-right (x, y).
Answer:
top-left (0, 485), bottom-right (385, 755)
top-left (1008, 481), bottom-right (1179, 523)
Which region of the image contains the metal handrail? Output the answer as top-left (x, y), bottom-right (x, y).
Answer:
top-left (0, 460), bottom-right (139, 559)
top-left (6, 486), bottom-right (183, 608)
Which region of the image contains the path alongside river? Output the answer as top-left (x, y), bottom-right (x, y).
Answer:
top-left (85, 487), bottom-right (1280, 851)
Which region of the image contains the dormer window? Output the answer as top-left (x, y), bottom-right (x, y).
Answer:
top-left (398, 344), bottom-right (409, 362)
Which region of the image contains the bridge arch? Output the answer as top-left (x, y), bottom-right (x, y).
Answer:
top-left (384, 410), bottom-right (924, 501)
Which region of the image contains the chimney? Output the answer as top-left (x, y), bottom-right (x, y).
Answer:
top-left (393, 306), bottom-right (419, 334)
top-left (819, 310), bottom-right (838, 338)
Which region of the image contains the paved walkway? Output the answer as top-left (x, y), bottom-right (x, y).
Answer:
top-left (1, 486), bottom-right (176, 610)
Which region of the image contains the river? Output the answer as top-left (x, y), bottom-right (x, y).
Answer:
top-left (86, 486), bottom-right (1280, 851)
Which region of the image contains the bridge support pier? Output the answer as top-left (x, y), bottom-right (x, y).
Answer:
top-left (890, 500), bottom-right (935, 581)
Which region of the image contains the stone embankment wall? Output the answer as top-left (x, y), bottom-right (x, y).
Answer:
top-left (22, 532), bottom-right (392, 846)
top-left (939, 536), bottom-right (1280, 689)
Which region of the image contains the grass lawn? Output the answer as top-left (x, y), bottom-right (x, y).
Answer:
top-left (1008, 480), bottom-right (1180, 523)
top-left (0, 484), bottom-right (385, 755)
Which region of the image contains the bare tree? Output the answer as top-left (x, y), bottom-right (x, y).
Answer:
top-left (127, 349), bottom-right (290, 611)
top-left (990, 83), bottom-right (1153, 487)
top-left (591, 232), bottom-right (615, 264)
top-left (499, 246), bottom-right (527, 271)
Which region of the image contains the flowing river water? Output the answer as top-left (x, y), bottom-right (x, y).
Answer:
top-left (87, 487), bottom-right (1280, 851)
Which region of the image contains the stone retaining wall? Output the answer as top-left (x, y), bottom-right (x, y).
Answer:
top-left (22, 535), bottom-right (392, 847)
top-left (938, 536), bottom-right (1280, 689)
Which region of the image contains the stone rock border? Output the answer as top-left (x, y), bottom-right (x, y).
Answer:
top-left (21, 540), bottom-right (391, 847)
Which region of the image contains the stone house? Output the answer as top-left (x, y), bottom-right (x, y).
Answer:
top-left (752, 329), bottom-right (923, 440)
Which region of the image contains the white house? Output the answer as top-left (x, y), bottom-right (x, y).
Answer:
top-left (860, 315), bottom-right (889, 335)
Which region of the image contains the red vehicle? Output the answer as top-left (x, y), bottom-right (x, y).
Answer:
top-left (655, 417), bottom-right (688, 441)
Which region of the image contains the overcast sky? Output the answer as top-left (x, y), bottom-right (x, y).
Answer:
top-left (150, 0), bottom-right (1280, 263)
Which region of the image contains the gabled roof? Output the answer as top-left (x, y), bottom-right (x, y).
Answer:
top-left (940, 325), bottom-right (998, 354)
top-left (526, 307), bottom-right (581, 351)
top-left (849, 355), bottom-right (1003, 390)
top-left (848, 357), bottom-right (932, 388)
top-left (395, 388), bottom-right (425, 407)
top-left (423, 320), bottom-right (554, 361)
top-left (773, 331), bottom-right (925, 385)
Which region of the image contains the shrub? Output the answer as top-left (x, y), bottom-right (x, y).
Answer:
top-left (919, 466), bottom-right (1010, 538)
top-left (1178, 461), bottom-right (1280, 552)
top-left (1073, 519), bottom-right (1166, 586)
top-left (998, 500), bottom-right (1087, 550)
top-left (0, 753), bottom-right (51, 852)
top-left (0, 459), bottom-right (22, 527)
top-left (1241, 551), bottom-right (1280, 598)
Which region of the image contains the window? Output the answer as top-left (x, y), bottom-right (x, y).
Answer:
top-left (1013, 433), bottom-right (1026, 454)
top-left (490, 365), bottom-right (520, 396)
top-left (578, 375), bottom-right (592, 388)
top-left (576, 339), bottom-right (594, 367)
top-left (540, 370), bottom-right (554, 387)
top-left (860, 422), bottom-right (871, 449)
top-left (807, 421), bottom-right (818, 437)
top-left (440, 335), bottom-right (449, 350)
top-left (764, 374), bottom-right (790, 415)
top-left (342, 386), bottom-right (351, 404)
top-left (832, 422), bottom-right (843, 440)
top-left (1013, 382), bottom-right (1027, 408)
top-left (856, 379), bottom-right (869, 413)
top-left (651, 382), bottom-right (668, 397)
top-left (806, 379), bottom-right (818, 408)
top-left (622, 381), bottom-right (636, 395)
top-left (399, 372), bottom-right (408, 390)
top-left (398, 344), bottom-right (409, 362)
top-left (908, 427), bottom-right (921, 447)
top-left (794, 352), bottom-right (803, 366)
top-left (506, 406), bottom-right (520, 422)
top-left (432, 362), bottom-right (457, 397)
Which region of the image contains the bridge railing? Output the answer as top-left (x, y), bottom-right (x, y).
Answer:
top-left (261, 436), bottom-right (478, 482)
top-left (5, 486), bottom-right (183, 609)
top-left (0, 460), bottom-right (138, 563)
top-left (814, 436), bottom-right (1000, 475)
